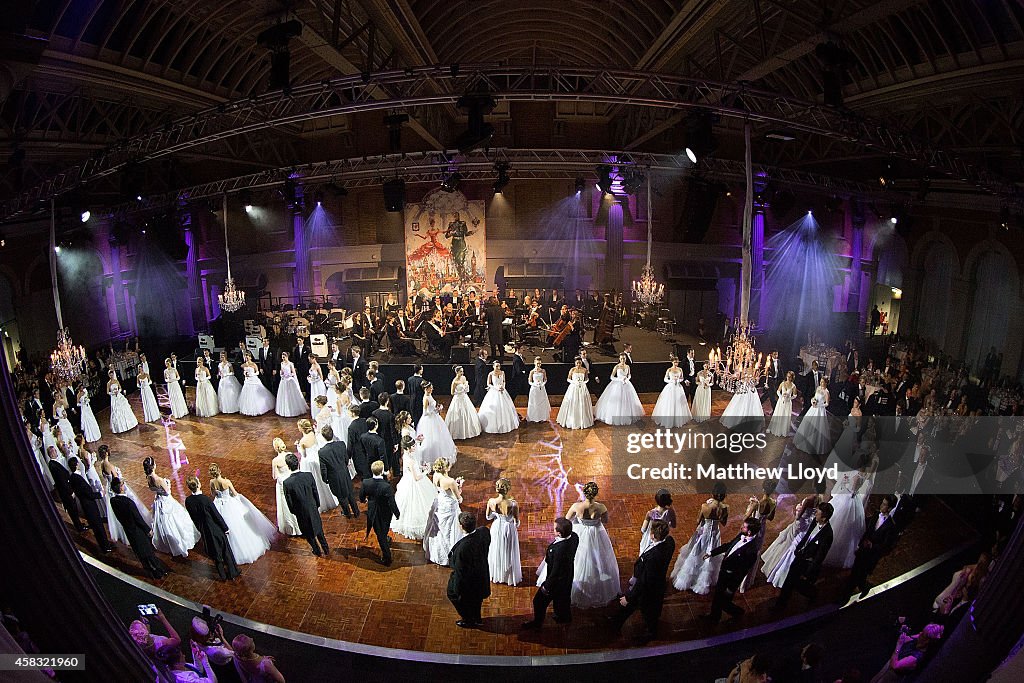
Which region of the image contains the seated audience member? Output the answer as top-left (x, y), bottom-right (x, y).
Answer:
top-left (869, 623), bottom-right (943, 683)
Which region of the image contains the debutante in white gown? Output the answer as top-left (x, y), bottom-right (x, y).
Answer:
top-left (108, 383), bottom-right (139, 434)
top-left (308, 365), bottom-right (328, 408)
top-left (239, 366), bottom-right (275, 416)
top-left (149, 482), bottom-right (200, 558)
top-left (557, 371), bottom-right (594, 429)
top-left (720, 387), bottom-right (764, 430)
top-left (276, 361), bottom-right (308, 417)
top-left (390, 455), bottom-right (436, 540)
top-left (639, 507), bottom-right (677, 556)
top-left (768, 382), bottom-right (796, 437)
top-left (273, 458), bottom-right (301, 536)
top-left (422, 486), bottom-right (463, 566)
top-left (54, 405), bottom-right (75, 445)
top-left (825, 471), bottom-right (870, 568)
top-left (537, 516), bottom-right (620, 608)
top-left (194, 367), bottom-right (219, 417)
top-left (332, 401), bottom-right (354, 445)
top-left (594, 367), bottom-right (644, 425)
top-left (78, 394), bottom-right (102, 442)
top-left (212, 488), bottom-right (276, 564)
top-left (138, 377), bottom-right (161, 422)
top-left (652, 369), bottom-right (692, 427)
top-left (526, 369), bottom-right (551, 422)
top-left (793, 388), bottom-right (831, 455)
top-left (164, 368), bottom-right (188, 419)
top-left (104, 470), bottom-right (152, 545)
top-left (217, 361), bottom-right (241, 414)
top-left (762, 504), bottom-right (817, 587)
top-left (445, 379), bottom-right (482, 439)
top-left (693, 371), bottom-right (712, 422)
top-left (477, 373), bottom-right (519, 433)
top-left (298, 441), bottom-right (339, 513)
top-left (487, 503), bottom-right (523, 586)
top-left (671, 506), bottom-right (725, 594)
top-left (417, 396), bottom-right (457, 465)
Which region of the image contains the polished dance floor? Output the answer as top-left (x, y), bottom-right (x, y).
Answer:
top-left (73, 390), bottom-right (974, 656)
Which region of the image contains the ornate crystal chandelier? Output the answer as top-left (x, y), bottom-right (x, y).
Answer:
top-left (708, 319), bottom-right (771, 394)
top-left (50, 327), bottom-right (86, 385)
top-left (218, 193), bottom-right (245, 312)
top-left (631, 172), bottom-right (665, 308)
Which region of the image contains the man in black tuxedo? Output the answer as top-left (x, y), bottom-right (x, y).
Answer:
top-left (578, 348), bottom-right (600, 394)
top-left (372, 394), bottom-right (398, 476)
top-left (800, 362), bottom-right (825, 417)
top-left (683, 348), bottom-right (698, 402)
top-left (484, 296), bottom-right (506, 360)
top-left (24, 388), bottom-right (45, 424)
top-left (293, 339), bottom-right (311, 396)
top-left (523, 518), bottom-right (579, 628)
top-left (359, 460), bottom-right (400, 565)
top-left (447, 513), bottom-right (491, 628)
top-left (327, 342), bottom-right (344, 366)
top-left (256, 338), bottom-right (277, 391)
top-left (390, 380), bottom-right (411, 417)
top-left (612, 519), bottom-right (675, 640)
top-left (318, 425), bottom-right (360, 519)
top-left (109, 478), bottom-right (169, 578)
top-left (47, 448), bottom-right (84, 531)
top-left (846, 495), bottom-right (899, 597)
top-left (765, 350), bottom-right (781, 398)
top-left (367, 371), bottom-right (385, 404)
top-left (704, 517), bottom-right (762, 622)
top-left (184, 477), bottom-right (239, 580)
top-left (509, 345), bottom-right (528, 401)
top-left (622, 342), bottom-right (634, 366)
top-left (282, 454), bottom-right (330, 557)
top-left (169, 353), bottom-right (187, 391)
top-left (349, 346), bottom-right (368, 393)
top-left (359, 418), bottom-right (388, 477)
top-left (232, 341), bottom-right (248, 381)
top-left (472, 348), bottom-right (489, 406)
top-left (777, 503), bottom-right (834, 607)
top-left (407, 365), bottom-right (425, 424)
top-left (68, 457), bottom-right (113, 552)
top-left (356, 387), bottom-right (378, 419)
top-left (347, 413), bottom-right (371, 479)
top-left (197, 349), bottom-right (217, 391)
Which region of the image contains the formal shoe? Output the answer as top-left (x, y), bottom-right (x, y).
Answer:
top-left (312, 549), bottom-right (322, 557)
top-left (521, 621), bottom-right (541, 630)
top-left (456, 620), bottom-right (473, 629)
top-left (321, 545), bottom-right (331, 554)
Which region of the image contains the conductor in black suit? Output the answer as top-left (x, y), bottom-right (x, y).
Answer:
top-left (359, 460), bottom-right (400, 565)
top-left (407, 366), bottom-right (425, 424)
top-left (846, 495), bottom-right (899, 597)
top-left (109, 478), bottom-right (169, 578)
top-left (318, 425), bottom-right (360, 519)
top-left (484, 296), bottom-right (506, 360)
top-left (777, 502), bottom-right (834, 607)
top-left (68, 457), bottom-right (114, 553)
top-left (704, 517), bottom-right (762, 622)
top-left (447, 512), bottom-right (491, 628)
top-left (184, 476), bottom-right (239, 580)
top-left (282, 454), bottom-right (330, 557)
top-left (48, 448), bottom-right (84, 531)
top-left (612, 519), bottom-right (675, 640)
top-left (523, 518), bottom-right (579, 628)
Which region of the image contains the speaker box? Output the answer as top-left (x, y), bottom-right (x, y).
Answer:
top-left (450, 345), bottom-right (471, 364)
top-left (383, 179), bottom-right (405, 212)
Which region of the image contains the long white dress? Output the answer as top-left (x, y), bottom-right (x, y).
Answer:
top-left (537, 516), bottom-right (620, 608)
top-left (194, 367), bottom-right (219, 417)
top-left (273, 458), bottom-right (301, 536)
top-left (693, 371), bottom-right (713, 422)
top-left (594, 367), bottom-right (645, 425)
top-left (445, 379), bottom-right (482, 439)
top-left (104, 470), bottom-right (152, 545)
top-left (487, 503), bottom-right (523, 586)
top-left (239, 366), bottom-right (275, 416)
top-left (477, 372), bottom-right (520, 433)
top-left (671, 507), bottom-right (724, 594)
top-left (138, 377), bottom-right (162, 422)
top-left (149, 482), bottom-right (200, 558)
top-left (217, 362), bottom-right (241, 414)
top-left (164, 368), bottom-right (189, 419)
top-left (793, 388), bottom-right (831, 455)
top-left (332, 400), bottom-right (354, 445)
top-left (390, 455), bottom-right (436, 540)
top-left (54, 405), bottom-right (75, 445)
top-left (639, 507), bottom-right (676, 556)
top-left (109, 383), bottom-right (139, 434)
top-left (720, 387), bottom-right (765, 430)
top-left (652, 369), bottom-right (692, 427)
top-left (526, 369), bottom-right (551, 422)
top-left (825, 471), bottom-right (869, 568)
top-left (557, 371), bottom-right (594, 429)
top-left (299, 441), bottom-right (339, 513)
top-left (212, 488), bottom-right (276, 564)
top-left (276, 361), bottom-right (308, 417)
top-left (78, 394), bottom-right (102, 442)
top-left (768, 382), bottom-right (796, 437)
top-left (308, 365), bottom-right (328, 409)
top-left (422, 486), bottom-right (463, 566)
top-left (417, 396), bottom-right (457, 465)
top-left (762, 504), bottom-right (816, 587)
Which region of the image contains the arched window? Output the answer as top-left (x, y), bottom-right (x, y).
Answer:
top-left (916, 242), bottom-right (954, 348)
top-left (965, 250), bottom-right (1014, 374)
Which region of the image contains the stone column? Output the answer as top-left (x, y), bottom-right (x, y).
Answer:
top-left (293, 202), bottom-right (312, 303)
top-left (605, 199), bottom-right (624, 292)
top-left (750, 204), bottom-right (766, 324)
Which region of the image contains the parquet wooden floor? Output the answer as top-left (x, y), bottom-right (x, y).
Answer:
top-left (70, 389), bottom-right (974, 656)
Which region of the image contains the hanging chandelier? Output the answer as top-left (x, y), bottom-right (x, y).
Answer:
top-left (631, 172), bottom-right (665, 308)
top-left (50, 327), bottom-right (86, 385)
top-left (218, 193), bottom-right (245, 313)
top-left (708, 319), bottom-right (771, 393)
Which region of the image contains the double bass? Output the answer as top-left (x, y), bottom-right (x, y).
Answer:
top-left (592, 294), bottom-right (618, 347)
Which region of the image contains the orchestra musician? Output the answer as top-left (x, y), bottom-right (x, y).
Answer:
top-left (385, 313), bottom-right (417, 356)
top-left (384, 292), bottom-right (401, 313)
top-left (424, 311), bottom-right (455, 360)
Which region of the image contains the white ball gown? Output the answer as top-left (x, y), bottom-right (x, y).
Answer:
top-left (54, 405), bottom-right (75, 445)
top-left (445, 379), bottom-right (482, 439)
top-left (477, 373), bottom-right (520, 433)
top-left (487, 503), bottom-right (523, 586)
top-left (416, 395), bottom-right (457, 465)
top-left (298, 440), bottom-right (339, 513)
top-left (212, 488), bottom-right (277, 564)
top-left (194, 367), bottom-right (219, 417)
top-left (761, 504), bottom-right (817, 587)
top-left (692, 371), bottom-right (713, 422)
top-left (594, 367), bottom-right (645, 425)
top-left (767, 382), bottom-right (796, 437)
top-left (149, 481), bottom-right (200, 557)
top-left (276, 361), bottom-right (308, 417)
top-left (164, 368), bottom-right (189, 419)
top-left (332, 400), bottom-right (354, 445)
top-left (308, 365), bottom-right (328, 406)
top-left (825, 471), bottom-right (870, 568)
top-left (273, 458), bottom-right (301, 536)
top-left (103, 469), bottom-right (152, 545)
top-left (793, 388), bottom-right (831, 455)
top-left (217, 362), bottom-right (241, 414)
top-left (239, 366), bottom-right (275, 416)
top-left (78, 394), bottom-right (102, 442)
top-left (138, 377), bottom-right (162, 422)
top-left (557, 371), bottom-right (594, 429)
top-left (537, 516), bottom-right (620, 608)
top-left (526, 369), bottom-right (551, 422)
top-left (422, 485), bottom-right (464, 566)
top-left (108, 382), bottom-right (139, 434)
top-left (639, 507), bottom-right (676, 556)
top-left (652, 370), bottom-right (692, 427)
top-left (720, 386), bottom-right (764, 430)
top-left (390, 455), bottom-right (436, 540)
top-left (670, 506), bottom-right (725, 594)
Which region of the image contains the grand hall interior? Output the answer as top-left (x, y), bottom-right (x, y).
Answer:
top-left (1, 1), bottom-right (1023, 681)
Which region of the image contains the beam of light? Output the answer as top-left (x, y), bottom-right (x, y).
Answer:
top-left (533, 190), bottom-right (590, 291)
top-left (80, 210), bottom-right (90, 223)
top-left (307, 202), bottom-right (341, 251)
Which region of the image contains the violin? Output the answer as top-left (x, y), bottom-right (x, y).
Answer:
top-left (527, 306), bottom-right (540, 328)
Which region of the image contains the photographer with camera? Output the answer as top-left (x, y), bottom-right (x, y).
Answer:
top-left (869, 621), bottom-right (943, 682)
top-left (191, 614), bottom-right (241, 683)
top-left (129, 606), bottom-right (182, 671)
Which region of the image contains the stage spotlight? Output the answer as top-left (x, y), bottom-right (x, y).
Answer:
top-left (384, 113), bottom-right (409, 153)
top-left (681, 110), bottom-right (718, 163)
top-left (280, 178), bottom-right (296, 205)
top-left (454, 83), bottom-right (496, 153)
top-left (492, 162), bottom-right (510, 194)
top-left (80, 210), bottom-right (91, 223)
top-left (879, 160), bottom-right (895, 188)
top-left (622, 169), bottom-right (644, 195)
top-left (890, 216), bottom-right (898, 225)
top-left (441, 171), bottom-right (462, 193)
top-left (257, 19), bottom-right (302, 92)
top-left (808, 210), bottom-right (813, 216)
top-left (54, 245), bottom-right (61, 253)
top-left (684, 147), bottom-right (698, 164)
top-left (313, 190), bottom-right (324, 206)
top-left (574, 176), bottom-right (585, 195)
top-left (595, 165), bottom-right (614, 195)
